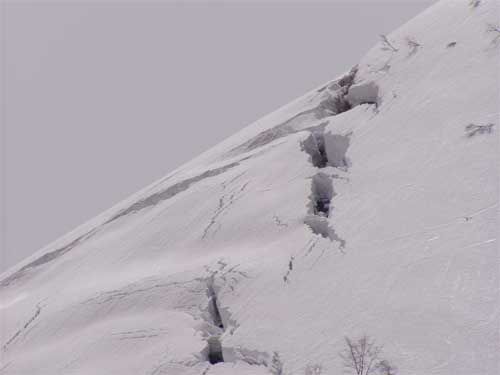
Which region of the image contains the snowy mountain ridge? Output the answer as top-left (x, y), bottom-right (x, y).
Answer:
top-left (1, 1), bottom-right (499, 374)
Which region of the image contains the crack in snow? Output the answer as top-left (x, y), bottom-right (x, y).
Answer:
top-left (202, 180), bottom-right (250, 240)
top-left (0, 159), bottom-right (254, 289)
top-left (2, 303), bottom-right (42, 352)
top-left (297, 81), bottom-right (364, 249)
top-left (0, 228), bottom-right (98, 287)
top-left (228, 67), bottom-right (358, 156)
top-left (108, 161), bottom-right (242, 224)
top-left (283, 256), bottom-right (295, 283)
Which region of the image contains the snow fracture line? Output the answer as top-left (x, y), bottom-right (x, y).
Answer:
top-left (3, 303), bottom-right (42, 352)
top-left (205, 275), bottom-right (225, 364)
top-left (299, 68), bottom-right (372, 249)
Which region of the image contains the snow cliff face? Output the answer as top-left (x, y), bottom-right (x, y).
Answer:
top-left (1, 1), bottom-right (498, 374)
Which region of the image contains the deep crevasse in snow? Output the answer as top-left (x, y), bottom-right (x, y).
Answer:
top-left (0, 1), bottom-right (498, 374)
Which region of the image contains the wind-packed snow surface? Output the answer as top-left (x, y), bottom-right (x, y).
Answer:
top-left (1, 1), bottom-right (498, 374)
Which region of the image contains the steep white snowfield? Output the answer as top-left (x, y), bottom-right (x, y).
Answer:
top-left (1, 1), bottom-right (498, 374)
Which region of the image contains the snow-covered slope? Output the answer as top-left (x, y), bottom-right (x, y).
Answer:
top-left (1, 1), bottom-right (498, 374)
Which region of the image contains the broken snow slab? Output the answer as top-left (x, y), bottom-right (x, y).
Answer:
top-left (345, 81), bottom-right (379, 107)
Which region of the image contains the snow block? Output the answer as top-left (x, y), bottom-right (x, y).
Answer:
top-left (324, 133), bottom-right (350, 169)
top-left (345, 81), bottom-right (379, 107)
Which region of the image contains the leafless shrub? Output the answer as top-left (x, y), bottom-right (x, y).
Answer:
top-left (487, 24), bottom-right (500, 33)
top-left (339, 335), bottom-right (396, 375)
top-left (406, 37), bottom-right (421, 56)
top-left (340, 336), bottom-right (382, 375)
top-left (465, 123), bottom-right (495, 137)
top-left (270, 351), bottom-right (284, 375)
top-left (305, 363), bottom-right (323, 375)
top-left (379, 35), bottom-right (398, 52)
top-left (487, 23), bottom-right (500, 44)
top-left (469, 0), bottom-right (481, 8)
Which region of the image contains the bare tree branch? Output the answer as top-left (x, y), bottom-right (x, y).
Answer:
top-left (340, 335), bottom-right (396, 375)
top-left (379, 35), bottom-right (398, 52)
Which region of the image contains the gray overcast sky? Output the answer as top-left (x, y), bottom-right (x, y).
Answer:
top-left (1, 0), bottom-right (435, 272)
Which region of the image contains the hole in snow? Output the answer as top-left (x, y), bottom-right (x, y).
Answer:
top-left (207, 283), bottom-right (225, 330)
top-left (309, 173), bottom-right (334, 217)
top-left (302, 128), bottom-right (351, 170)
top-left (206, 336), bottom-right (224, 364)
top-left (301, 130), bottom-right (328, 168)
top-left (304, 172), bottom-right (346, 248)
